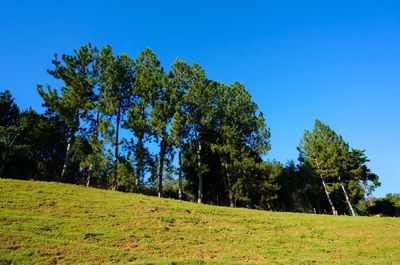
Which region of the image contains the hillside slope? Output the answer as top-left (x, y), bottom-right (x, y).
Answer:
top-left (0, 179), bottom-right (399, 264)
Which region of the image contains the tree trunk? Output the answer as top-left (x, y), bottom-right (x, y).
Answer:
top-left (112, 106), bottom-right (121, 191)
top-left (0, 164), bottom-right (5, 178)
top-left (178, 147), bottom-right (183, 200)
top-left (158, 135), bottom-right (166, 198)
top-left (196, 131), bottom-right (203, 204)
top-left (135, 136), bottom-right (143, 190)
top-left (86, 164), bottom-right (92, 187)
top-left (135, 107), bottom-right (146, 191)
top-left (321, 177), bottom-right (338, 215)
top-left (61, 112), bottom-right (79, 183)
top-left (87, 111), bottom-right (100, 188)
top-left (229, 194), bottom-right (235, 207)
top-left (338, 176), bottom-right (356, 216)
top-left (226, 172), bottom-right (234, 207)
top-left (314, 158), bottom-right (337, 215)
top-left (60, 135), bottom-right (74, 182)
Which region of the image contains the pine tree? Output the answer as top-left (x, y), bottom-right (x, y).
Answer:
top-left (213, 82), bottom-right (272, 207)
top-left (148, 54), bottom-right (174, 198)
top-left (125, 48), bottom-right (159, 190)
top-left (298, 120), bottom-right (340, 215)
top-left (98, 46), bottom-right (135, 190)
top-left (80, 107), bottom-right (109, 188)
top-left (0, 90), bottom-right (20, 127)
top-left (339, 148), bottom-right (380, 215)
top-left (37, 44), bottom-right (99, 182)
top-left (298, 120), bottom-right (381, 215)
top-left (184, 64), bottom-right (216, 203)
top-left (0, 89), bottom-right (21, 177)
top-left (169, 59), bottom-right (192, 199)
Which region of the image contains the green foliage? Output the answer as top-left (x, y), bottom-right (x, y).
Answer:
top-left (32, 44), bottom-right (279, 208)
top-left (115, 158), bottom-right (136, 192)
top-left (0, 125), bottom-right (31, 178)
top-left (97, 46), bottom-right (135, 189)
top-left (298, 119), bottom-right (343, 181)
top-left (365, 194), bottom-right (400, 216)
top-left (0, 102), bottom-right (67, 181)
top-left (159, 216), bottom-right (176, 224)
top-left (211, 82), bottom-right (273, 207)
top-left (298, 119), bottom-right (380, 215)
top-left (125, 48), bottom-right (162, 189)
top-left (275, 160), bottom-right (322, 213)
top-left (0, 90), bottom-right (19, 127)
top-left (1, 43), bottom-right (383, 215)
top-left (37, 43), bottom-right (99, 181)
top-left (19, 111), bottom-right (67, 181)
top-left (37, 43), bottom-right (98, 132)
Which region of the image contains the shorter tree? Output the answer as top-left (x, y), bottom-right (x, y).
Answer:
top-left (298, 119), bottom-right (379, 215)
top-left (0, 90), bottom-right (19, 127)
top-left (298, 120), bottom-right (342, 215)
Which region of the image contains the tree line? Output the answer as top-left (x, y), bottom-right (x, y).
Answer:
top-left (1, 43), bottom-right (396, 216)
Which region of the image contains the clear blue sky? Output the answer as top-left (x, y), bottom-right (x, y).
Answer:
top-left (1, 1), bottom-right (399, 197)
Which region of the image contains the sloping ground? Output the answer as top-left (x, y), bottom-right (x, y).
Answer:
top-left (0, 179), bottom-right (399, 265)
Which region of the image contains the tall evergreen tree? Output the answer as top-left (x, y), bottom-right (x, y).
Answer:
top-left (213, 82), bottom-right (272, 207)
top-left (169, 59), bottom-right (192, 199)
top-left (147, 54), bottom-right (175, 198)
top-left (125, 48), bottom-right (159, 190)
top-left (298, 119), bottom-right (380, 215)
top-left (98, 46), bottom-right (135, 190)
top-left (184, 64), bottom-right (216, 203)
top-left (37, 44), bottom-right (99, 182)
top-left (298, 120), bottom-right (340, 215)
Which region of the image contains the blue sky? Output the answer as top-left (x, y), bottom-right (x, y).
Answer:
top-left (1, 1), bottom-right (399, 196)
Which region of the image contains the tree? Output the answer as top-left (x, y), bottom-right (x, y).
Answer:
top-left (275, 160), bottom-right (322, 213)
top-left (339, 148), bottom-right (380, 215)
top-left (298, 119), bottom-right (341, 215)
top-left (169, 59), bottom-right (192, 199)
top-left (184, 64), bottom-right (216, 203)
top-left (0, 91), bottom-right (67, 181)
top-left (0, 126), bottom-right (29, 178)
top-left (37, 43), bottom-right (99, 182)
top-left (0, 90), bottom-right (19, 127)
top-left (334, 136), bottom-right (357, 216)
top-left (15, 109), bottom-right (67, 181)
top-left (366, 194), bottom-right (400, 217)
top-left (125, 48), bottom-right (158, 190)
top-left (298, 119), bottom-right (379, 216)
top-left (80, 108), bottom-right (109, 188)
top-left (0, 90), bottom-right (30, 178)
top-left (146, 52), bottom-right (175, 198)
top-left (98, 46), bottom-right (135, 190)
top-left (243, 160), bottom-right (280, 209)
top-left (212, 82), bottom-right (272, 207)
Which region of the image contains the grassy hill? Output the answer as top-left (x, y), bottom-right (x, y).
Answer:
top-left (0, 179), bottom-right (399, 265)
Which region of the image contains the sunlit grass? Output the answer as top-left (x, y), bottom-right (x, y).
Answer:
top-left (0, 178), bottom-right (399, 264)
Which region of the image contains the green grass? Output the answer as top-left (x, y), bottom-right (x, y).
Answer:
top-left (0, 179), bottom-right (399, 264)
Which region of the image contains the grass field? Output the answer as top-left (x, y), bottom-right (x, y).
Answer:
top-left (0, 179), bottom-right (399, 264)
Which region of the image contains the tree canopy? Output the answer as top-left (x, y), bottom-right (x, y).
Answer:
top-left (0, 44), bottom-right (385, 215)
